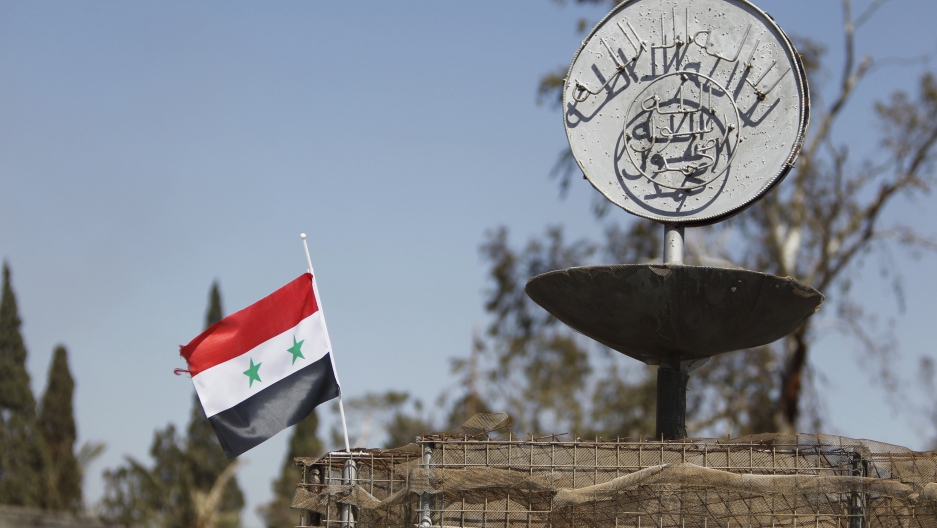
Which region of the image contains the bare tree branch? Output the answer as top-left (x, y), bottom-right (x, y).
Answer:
top-left (854, 0), bottom-right (891, 28)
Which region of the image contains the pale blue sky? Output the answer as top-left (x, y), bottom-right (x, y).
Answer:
top-left (2, 1), bottom-right (936, 526)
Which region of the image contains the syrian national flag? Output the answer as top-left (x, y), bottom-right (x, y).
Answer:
top-left (180, 273), bottom-right (341, 459)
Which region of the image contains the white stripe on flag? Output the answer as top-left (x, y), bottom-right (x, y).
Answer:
top-left (193, 311), bottom-right (332, 418)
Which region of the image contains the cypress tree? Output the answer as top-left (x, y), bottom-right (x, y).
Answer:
top-left (185, 282), bottom-right (243, 527)
top-left (204, 283), bottom-right (222, 329)
top-left (0, 262), bottom-right (52, 507)
top-left (259, 410), bottom-right (323, 528)
top-left (38, 345), bottom-right (82, 511)
top-left (103, 281), bottom-right (244, 528)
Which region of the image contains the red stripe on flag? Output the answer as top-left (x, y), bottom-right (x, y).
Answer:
top-left (180, 273), bottom-right (319, 376)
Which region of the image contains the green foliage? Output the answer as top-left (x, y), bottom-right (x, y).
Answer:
top-left (258, 410), bottom-right (323, 528)
top-left (185, 395), bottom-right (244, 528)
top-left (384, 408), bottom-right (432, 448)
top-left (186, 283), bottom-right (243, 527)
top-left (0, 263), bottom-right (53, 508)
top-left (585, 361), bottom-right (657, 439)
top-left (101, 424), bottom-right (197, 528)
top-left (100, 458), bottom-right (160, 527)
top-left (445, 331), bottom-right (493, 430)
top-left (0, 264), bottom-right (34, 417)
top-left (76, 440), bottom-right (107, 486)
top-left (477, 226), bottom-right (593, 434)
top-left (536, 67), bottom-right (566, 109)
top-left (38, 345), bottom-right (82, 511)
top-left (145, 425), bottom-right (199, 528)
top-left (204, 283), bottom-right (223, 329)
top-left (330, 392), bottom-right (432, 449)
top-left (102, 282), bottom-right (243, 528)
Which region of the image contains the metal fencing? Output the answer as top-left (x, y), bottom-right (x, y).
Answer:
top-left (290, 419), bottom-right (937, 527)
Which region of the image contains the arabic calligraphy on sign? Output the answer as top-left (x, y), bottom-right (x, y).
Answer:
top-left (563, 0), bottom-right (807, 224)
top-left (625, 71), bottom-right (741, 190)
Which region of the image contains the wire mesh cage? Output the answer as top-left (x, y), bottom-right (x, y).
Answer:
top-left (290, 415), bottom-right (937, 528)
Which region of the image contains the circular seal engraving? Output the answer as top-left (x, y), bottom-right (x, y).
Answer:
top-left (563, 0), bottom-right (808, 225)
top-left (624, 71), bottom-right (741, 191)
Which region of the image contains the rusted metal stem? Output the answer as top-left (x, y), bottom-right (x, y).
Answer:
top-left (656, 367), bottom-right (688, 440)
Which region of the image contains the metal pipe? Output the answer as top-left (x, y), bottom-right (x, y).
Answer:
top-left (340, 459), bottom-right (357, 528)
top-left (655, 367), bottom-right (688, 440)
top-left (850, 453), bottom-right (867, 528)
top-left (306, 469), bottom-right (322, 527)
top-left (664, 225), bottom-right (685, 264)
top-left (419, 444), bottom-right (433, 527)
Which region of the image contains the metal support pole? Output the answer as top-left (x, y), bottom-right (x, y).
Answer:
top-left (340, 459), bottom-right (357, 528)
top-left (418, 444), bottom-right (433, 527)
top-left (850, 453), bottom-right (867, 528)
top-left (306, 469), bottom-right (322, 527)
top-left (655, 367), bottom-right (688, 440)
top-left (663, 225), bottom-right (685, 265)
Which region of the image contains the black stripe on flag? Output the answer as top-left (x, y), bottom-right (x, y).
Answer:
top-left (208, 353), bottom-right (340, 459)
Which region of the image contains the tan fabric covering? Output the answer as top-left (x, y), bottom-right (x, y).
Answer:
top-left (289, 416), bottom-right (937, 526)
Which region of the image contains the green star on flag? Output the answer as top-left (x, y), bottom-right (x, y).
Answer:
top-left (287, 336), bottom-right (305, 365)
top-left (243, 358), bottom-right (262, 388)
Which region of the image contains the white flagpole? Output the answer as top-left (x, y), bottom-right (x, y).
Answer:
top-left (300, 233), bottom-right (352, 454)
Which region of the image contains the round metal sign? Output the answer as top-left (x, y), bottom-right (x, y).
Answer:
top-left (564, 0), bottom-right (808, 225)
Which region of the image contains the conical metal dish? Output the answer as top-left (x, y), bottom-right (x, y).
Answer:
top-left (525, 264), bottom-right (823, 368)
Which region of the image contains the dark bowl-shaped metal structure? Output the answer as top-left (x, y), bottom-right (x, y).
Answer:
top-left (525, 264), bottom-right (823, 367)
